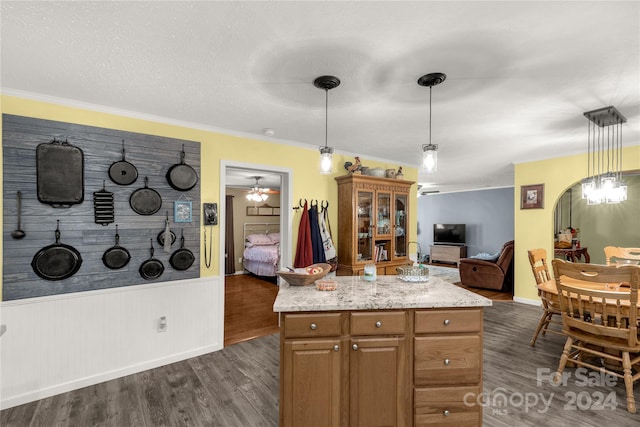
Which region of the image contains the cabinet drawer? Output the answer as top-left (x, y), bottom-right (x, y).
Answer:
top-left (350, 311), bottom-right (406, 335)
top-left (414, 336), bottom-right (481, 385)
top-left (415, 309), bottom-right (482, 334)
top-left (283, 313), bottom-right (342, 338)
top-left (415, 386), bottom-right (481, 426)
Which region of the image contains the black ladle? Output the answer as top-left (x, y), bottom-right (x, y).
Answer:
top-left (12, 191), bottom-right (25, 239)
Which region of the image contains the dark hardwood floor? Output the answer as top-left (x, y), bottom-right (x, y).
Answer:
top-left (224, 274), bottom-right (279, 346)
top-left (3, 301), bottom-right (640, 426)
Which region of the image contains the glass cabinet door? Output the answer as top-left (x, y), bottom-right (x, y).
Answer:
top-left (357, 190), bottom-right (374, 262)
top-left (394, 194), bottom-right (408, 258)
top-left (376, 192), bottom-right (391, 235)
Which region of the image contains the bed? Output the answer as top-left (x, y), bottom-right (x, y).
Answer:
top-left (242, 223), bottom-right (281, 277)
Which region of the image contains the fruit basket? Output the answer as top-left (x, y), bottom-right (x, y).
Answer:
top-left (277, 263), bottom-right (331, 286)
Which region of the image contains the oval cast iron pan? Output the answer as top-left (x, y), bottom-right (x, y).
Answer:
top-left (31, 220), bottom-right (83, 281)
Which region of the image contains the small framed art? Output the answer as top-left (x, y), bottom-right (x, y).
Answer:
top-left (174, 200), bottom-right (193, 222)
top-left (520, 184), bottom-right (544, 209)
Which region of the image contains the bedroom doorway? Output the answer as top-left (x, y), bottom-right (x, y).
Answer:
top-left (220, 161), bottom-right (293, 346)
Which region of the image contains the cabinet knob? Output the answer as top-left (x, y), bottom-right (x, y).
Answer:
top-left (352, 344), bottom-right (359, 351)
top-left (310, 323), bottom-right (317, 330)
top-left (443, 410), bottom-right (450, 417)
top-left (443, 319), bottom-right (450, 326)
top-left (444, 358), bottom-right (450, 366)
top-left (375, 321), bottom-right (382, 328)
top-left (333, 345), bottom-right (340, 352)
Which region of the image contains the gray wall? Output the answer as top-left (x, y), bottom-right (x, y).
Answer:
top-left (417, 187), bottom-right (514, 259)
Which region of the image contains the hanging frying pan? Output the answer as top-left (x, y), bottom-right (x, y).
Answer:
top-left (166, 144), bottom-right (199, 191)
top-left (130, 176), bottom-right (162, 215)
top-left (102, 225), bottom-right (131, 270)
top-left (169, 230), bottom-right (195, 271)
top-left (109, 140), bottom-right (138, 186)
top-left (139, 239), bottom-right (164, 280)
top-left (31, 220), bottom-right (83, 281)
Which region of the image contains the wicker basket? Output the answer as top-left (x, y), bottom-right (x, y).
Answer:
top-left (277, 263), bottom-right (331, 286)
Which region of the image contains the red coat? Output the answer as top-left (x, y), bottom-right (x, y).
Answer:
top-left (294, 200), bottom-right (313, 268)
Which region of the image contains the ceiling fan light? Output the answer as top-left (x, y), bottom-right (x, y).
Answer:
top-left (319, 146), bottom-right (333, 175)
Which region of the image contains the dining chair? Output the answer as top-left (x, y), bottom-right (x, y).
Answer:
top-left (551, 259), bottom-right (640, 413)
top-left (604, 246), bottom-right (640, 265)
top-left (528, 249), bottom-right (563, 346)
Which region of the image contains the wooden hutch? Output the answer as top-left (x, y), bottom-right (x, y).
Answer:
top-left (335, 174), bottom-right (415, 276)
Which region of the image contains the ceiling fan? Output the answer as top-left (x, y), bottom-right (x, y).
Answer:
top-left (246, 176), bottom-right (273, 202)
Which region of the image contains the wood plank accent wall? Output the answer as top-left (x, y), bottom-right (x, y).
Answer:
top-left (2, 114), bottom-right (201, 301)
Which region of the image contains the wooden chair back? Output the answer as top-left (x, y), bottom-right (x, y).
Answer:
top-left (551, 259), bottom-right (639, 351)
top-left (527, 248), bottom-right (552, 285)
top-left (604, 246), bottom-right (640, 266)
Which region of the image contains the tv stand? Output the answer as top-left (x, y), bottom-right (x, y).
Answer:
top-left (430, 244), bottom-right (467, 266)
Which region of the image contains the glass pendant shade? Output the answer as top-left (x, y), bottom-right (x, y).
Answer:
top-left (319, 146), bottom-right (333, 175)
top-left (422, 143), bottom-right (438, 173)
top-left (581, 106), bottom-right (627, 205)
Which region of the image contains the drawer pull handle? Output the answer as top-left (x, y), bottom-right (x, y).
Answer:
top-left (352, 344), bottom-right (359, 351)
top-left (443, 410), bottom-right (450, 417)
top-left (443, 319), bottom-right (450, 326)
top-left (333, 345), bottom-right (340, 352)
top-left (310, 323), bottom-right (317, 330)
top-left (444, 358), bottom-right (450, 365)
top-left (375, 321), bottom-right (382, 328)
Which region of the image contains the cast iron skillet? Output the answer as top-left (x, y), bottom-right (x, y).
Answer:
top-left (169, 230), bottom-right (195, 271)
top-left (157, 212), bottom-right (176, 248)
top-left (31, 220), bottom-right (83, 281)
top-left (109, 140), bottom-right (138, 186)
top-left (102, 225), bottom-right (131, 270)
top-left (166, 145), bottom-right (198, 191)
top-left (139, 239), bottom-right (164, 280)
top-left (130, 176), bottom-right (162, 216)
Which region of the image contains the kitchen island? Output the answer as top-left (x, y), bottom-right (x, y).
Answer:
top-left (273, 272), bottom-right (492, 427)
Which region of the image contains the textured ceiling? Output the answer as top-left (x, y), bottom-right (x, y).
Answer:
top-left (2, 1), bottom-right (639, 193)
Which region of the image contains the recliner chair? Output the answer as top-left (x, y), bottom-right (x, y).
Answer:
top-left (459, 240), bottom-right (514, 291)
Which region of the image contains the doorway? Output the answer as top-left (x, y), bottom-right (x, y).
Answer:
top-left (219, 161), bottom-right (293, 346)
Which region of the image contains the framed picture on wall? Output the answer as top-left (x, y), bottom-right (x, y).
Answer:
top-left (521, 184), bottom-right (544, 209)
top-left (174, 200), bottom-right (193, 222)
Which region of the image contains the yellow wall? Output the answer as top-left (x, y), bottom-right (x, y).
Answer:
top-left (514, 145), bottom-right (640, 302)
top-left (0, 95), bottom-right (418, 299)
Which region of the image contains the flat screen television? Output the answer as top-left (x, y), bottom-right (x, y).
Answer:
top-left (433, 224), bottom-right (466, 245)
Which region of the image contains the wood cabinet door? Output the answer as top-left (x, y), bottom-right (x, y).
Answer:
top-left (282, 339), bottom-right (343, 427)
top-left (349, 336), bottom-right (406, 427)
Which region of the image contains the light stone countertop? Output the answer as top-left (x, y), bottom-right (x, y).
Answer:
top-left (273, 266), bottom-right (492, 312)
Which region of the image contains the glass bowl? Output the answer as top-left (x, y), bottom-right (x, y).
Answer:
top-left (396, 266), bottom-right (429, 282)
top-left (615, 259), bottom-right (640, 266)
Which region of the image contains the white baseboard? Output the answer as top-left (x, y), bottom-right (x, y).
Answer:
top-left (513, 296), bottom-right (542, 306)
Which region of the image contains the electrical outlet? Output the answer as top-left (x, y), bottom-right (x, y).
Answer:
top-left (238, 257), bottom-right (242, 263)
top-left (158, 316), bottom-right (167, 332)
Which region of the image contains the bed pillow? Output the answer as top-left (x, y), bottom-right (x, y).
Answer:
top-left (246, 234), bottom-right (274, 247)
top-left (268, 232), bottom-right (280, 244)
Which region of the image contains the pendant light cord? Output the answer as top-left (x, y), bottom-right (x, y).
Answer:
top-left (324, 88), bottom-right (329, 148)
top-left (429, 86), bottom-right (432, 145)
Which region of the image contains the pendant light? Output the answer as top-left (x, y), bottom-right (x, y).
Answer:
top-left (418, 73), bottom-right (446, 173)
top-left (581, 106), bottom-right (627, 205)
top-left (314, 75), bottom-right (340, 175)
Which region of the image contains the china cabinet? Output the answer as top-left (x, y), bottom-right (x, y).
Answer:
top-left (335, 174), bottom-right (415, 276)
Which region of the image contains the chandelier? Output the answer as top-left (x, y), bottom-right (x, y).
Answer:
top-left (418, 72), bottom-right (446, 173)
top-left (246, 176), bottom-right (269, 202)
top-left (581, 106), bottom-right (627, 205)
top-left (314, 75), bottom-right (340, 175)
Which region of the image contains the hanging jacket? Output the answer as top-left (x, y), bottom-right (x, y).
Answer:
top-left (294, 200), bottom-right (313, 268)
top-left (309, 203), bottom-right (326, 264)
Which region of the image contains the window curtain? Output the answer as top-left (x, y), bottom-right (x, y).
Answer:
top-left (225, 195), bottom-right (235, 274)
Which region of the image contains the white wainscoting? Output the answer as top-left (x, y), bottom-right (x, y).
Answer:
top-left (0, 276), bottom-right (223, 409)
